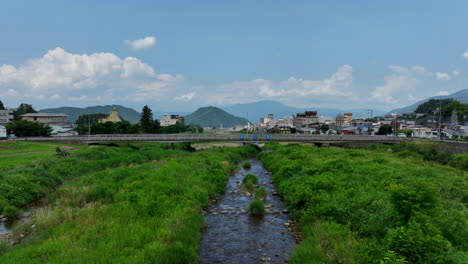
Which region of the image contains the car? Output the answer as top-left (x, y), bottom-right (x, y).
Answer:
top-left (397, 133), bottom-right (406, 137)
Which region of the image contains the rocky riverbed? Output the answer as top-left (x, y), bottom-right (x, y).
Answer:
top-left (199, 158), bottom-right (297, 264)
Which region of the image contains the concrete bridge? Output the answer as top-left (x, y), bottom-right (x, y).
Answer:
top-left (11, 134), bottom-right (468, 152)
top-left (12, 133), bottom-right (413, 145)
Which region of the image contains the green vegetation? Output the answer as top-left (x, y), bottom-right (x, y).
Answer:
top-left (377, 124), bottom-right (393, 135)
top-left (75, 113), bottom-right (108, 125)
top-left (260, 143), bottom-right (467, 263)
top-left (255, 187), bottom-right (267, 199)
top-left (415, 99), bottom-right (468, 126)
top-left (184, 106), bottom-right (249, 128)
top-left (0, 142), bottom-right (58, 155)
top-left (248, 199), bottom-right (265, 215)
top-left (0, 144), bottom-right (259, 263)
top-left (2, 205), bottom-right (22, 218)
top-left (242, 173), bottom-right (258, 184)
top-left (6, 120), bottom-right (52, 137)
top-left (242, 161), bottom-right (252, 169)
top-left (13, 103), bottom-right (37, 121)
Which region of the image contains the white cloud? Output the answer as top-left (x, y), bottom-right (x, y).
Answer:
top-left (200, 65), bottom-right (353, 106)
top-left (463, 52), bottom-right (468, 60)
top-left (174, 92), bottom-right (196, 101)
top-left (125, 36), bottom-right (156, 50)
top-left (452, 71), bottom-right (459, 76)
top-left (371, 66), bottom-right (420, 103)
top-left (0, 47), bottom-right (183, 103)
top-left (408, 94), bottom-right (418, 101)
top-left (433, 91), bottom-right (449, 96)
top-left (435, 72), bottom-right (451, 80)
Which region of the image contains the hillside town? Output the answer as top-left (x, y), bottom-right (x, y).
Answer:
top-left (1, 98), bottom-right (467, 140)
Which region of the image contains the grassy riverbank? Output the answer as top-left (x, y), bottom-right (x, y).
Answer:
top-left (0, 144), bottom-right (259, 263)
top-left (260, 143), bottom-right (467, 263)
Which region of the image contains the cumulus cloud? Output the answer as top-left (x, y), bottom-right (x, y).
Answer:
top-left (174, 92), bottom-right (196, 101)
top-left (435, 72), bottom-right (451, 80)
top-left (371, 66), bottom-right (420, 104)
top-left (463, 52), bottom-right (468, 60)
top-left (0, 47), bottom-right (183, 103)
top-left (201, 65), bottom-right (354, 106)
top-left (125, 36), bottom-right (156, 50)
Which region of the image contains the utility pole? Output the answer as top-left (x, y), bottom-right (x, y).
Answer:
top-left (88, 115), bottom-right (91, 136)
top-left (438, 99), bottom-right (442, 141)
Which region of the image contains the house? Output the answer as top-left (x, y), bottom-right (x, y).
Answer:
top-left (21, 113), bottom-right (69, 126)
top-left (98, 108), bottom-right (122, 123)
top-left (161, 115), bottom-right (185, 126)
top-left (0, 109), bottom-right (14, 125)
top-left (411, 126), bottom-right (437, 139)
top-left (293, 111), bottom-right (318, 127)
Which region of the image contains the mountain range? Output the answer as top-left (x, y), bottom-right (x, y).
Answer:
top-left (388, 89), bottom-right (468, 114)
top-left (185, 106), bottom-right (249, 128)
top-left (39, 105), bottom-right (141, 124)
top-left (222, 100), bottom-right (386, 123)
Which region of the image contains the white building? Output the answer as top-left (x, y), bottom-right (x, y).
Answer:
top-left (0, 109), bottom-right (14, 125)
top-left (161, 115), bottom-right (185, 127)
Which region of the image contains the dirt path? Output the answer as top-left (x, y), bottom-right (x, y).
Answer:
top-left (199, 158), bottom-right (297, 263)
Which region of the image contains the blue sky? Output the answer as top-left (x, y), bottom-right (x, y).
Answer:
top-left (1, 0), bottom-right (468, 112)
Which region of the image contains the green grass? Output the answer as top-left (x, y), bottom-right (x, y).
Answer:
top-left (0, 144), bottom-right (260, 263)
top-left (242, 173), bottom-right (258, 184)
top-left (242, 161), bottom-right (252, 169)
top-left (260, 143), bottom-right (467, 264)
top-left (248, 199), bottom-right (265, 215)
top-left (0, 152), bottom-right (56, 169)
top-left (255, 187), bottom-right (267, 199)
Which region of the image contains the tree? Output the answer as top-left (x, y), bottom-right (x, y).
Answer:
top-left (75, 114), bottom-right (108, 125)
top-left (0, 100), bottom-right (5, 110)
top-left (140, 105), bottom-right (154, 133)
top-left (13, 103), bottom-right (37, 121)
top-left (6, 120), bottom-right (52, 137)
top-left (320, 124), bottom-right (329, 134)
top-left (377, 124), bottom-right (393, 135)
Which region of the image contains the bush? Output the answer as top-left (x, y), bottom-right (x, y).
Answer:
top-left (2, 205), bottom-right (22, 218)
top-left (255, 187), bottom-right (267, 199)
top-left (242, 161), bottom-right (252, 169)
top-left (248, 199), bottom-right (265, 215)
top-left (242, 173), bottom-right (258, 184)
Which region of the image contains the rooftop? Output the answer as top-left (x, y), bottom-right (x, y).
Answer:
top-left (21, 113), bottom-right (68, 117)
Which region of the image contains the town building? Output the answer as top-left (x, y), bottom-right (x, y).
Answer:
top-left (0, 109), bottom-right (14, 125)
top-left (21, 113), bottom-right (69, 126)
top-left (98, 108), bottom-right (122, 123)
top-left (293, 111), bottom-right (318, 127)
top-left (0, 125), bottom-right (6, 139)
top-left (161, 115), bottom-right (185, 126)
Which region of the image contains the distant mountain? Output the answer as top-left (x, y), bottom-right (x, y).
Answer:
top-left (222, 100), bottom-right (385, 122)
top-left (184, 106), bottom-right (250, 128)
top-left (388, 89), bottom-right (468, 114)
top-left (39, 105), bottom-right (141, 124)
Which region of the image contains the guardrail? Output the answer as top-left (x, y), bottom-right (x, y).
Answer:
top-left (12, 133), bottom-right (415, 143)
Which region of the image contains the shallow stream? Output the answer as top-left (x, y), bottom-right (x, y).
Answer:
top-left (199, 158), bottom-right (296, 263)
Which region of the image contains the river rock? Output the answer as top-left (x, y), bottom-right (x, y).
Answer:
top-left (282, 210), bottom-right (289, 214)
top-left (284, 222), bottom-right (290, 227)
top-left (240, 210), bottom-right (247, 213)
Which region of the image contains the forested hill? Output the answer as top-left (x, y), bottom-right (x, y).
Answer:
top-left (39, 105), bottom-right (141, 124)
top-left (184, 106), bottom-right (250, 128)
top-left (415, 99), bottom-right (468, 125)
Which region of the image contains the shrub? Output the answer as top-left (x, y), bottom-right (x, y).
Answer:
top-left (248, 199), bottom-right (265, 215)
top-left (255, 187), bottom-right (267, 199)
top-left (244, 181), bottom-right (254, 192)
top-left (242, 173), bottom-right (258, 184)
top-left (242, 161), bottom-right (252, 169)
top-left (2, 205), bottom-right (22, 218)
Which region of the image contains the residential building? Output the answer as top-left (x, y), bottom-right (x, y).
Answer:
top-left (0, 109), bottom-right (14, 125)
top-left (293, 111), bottom-right (318, 127)
top-left (21, 113), bottom-right (69, 126)
top-left (161, 114), bottom-right (185, 126)
top-left (0, 125), bottom-right (6, 138)
top-left (98, 108), bottom-right (122, 123)
top-left (50, 125), bottom-right (78, 137)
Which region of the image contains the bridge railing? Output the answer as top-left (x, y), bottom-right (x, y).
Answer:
top-left (12, 133), bottom-right (414, 143)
